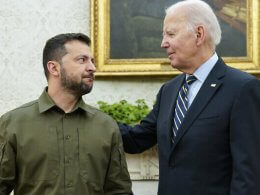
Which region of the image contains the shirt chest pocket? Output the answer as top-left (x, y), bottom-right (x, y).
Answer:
top-left (77, 128), bottom-right (111, 184)
top-left (18, 127), bottom-right (60, 182)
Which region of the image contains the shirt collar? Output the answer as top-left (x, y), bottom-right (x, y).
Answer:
top-left (38, 88), bottom-right (56, 113)
top-left (186, 52), bottom-right (218, 82)
top-left (38, 87), bottom-right (95, 115)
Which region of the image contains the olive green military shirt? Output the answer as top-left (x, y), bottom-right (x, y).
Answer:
top-left (0, 89), bottom-right (132, 195)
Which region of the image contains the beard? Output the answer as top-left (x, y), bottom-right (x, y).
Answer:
top-left (60, 67), bottom-right (93, 97)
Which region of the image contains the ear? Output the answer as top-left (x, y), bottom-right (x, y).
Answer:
top-left (47, 61), bottom-right (60, 77)
top-left (195, 25), bottom-right (205, 46)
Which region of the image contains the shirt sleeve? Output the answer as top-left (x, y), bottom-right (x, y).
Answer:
top-left (103, 126), bottom-right (133, 195)
top-left (0, 115), bottom-right (16, 195)
top-left (119, 85), bottom-right (163, 154)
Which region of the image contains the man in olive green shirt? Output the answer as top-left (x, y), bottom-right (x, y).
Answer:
top-left (0, 33), bottom-right (132, 195)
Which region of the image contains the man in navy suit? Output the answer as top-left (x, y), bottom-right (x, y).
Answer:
top-left (119, 0), bottom-right (260, 194)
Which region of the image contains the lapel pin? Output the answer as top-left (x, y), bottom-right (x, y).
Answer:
top-left (210, 83), bottom-right (216, 87)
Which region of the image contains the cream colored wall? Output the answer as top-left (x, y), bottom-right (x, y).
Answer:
top-left (0, 0), bottom-right (172, 194)
top-left (0, 0), bottom-right (90, 115)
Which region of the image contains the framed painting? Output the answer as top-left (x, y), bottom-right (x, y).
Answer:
top-left (91, 0), bottom-right (260, 76)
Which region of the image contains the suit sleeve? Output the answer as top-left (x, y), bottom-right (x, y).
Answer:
top-left (0, 115), bottom-right (16, 195)
top-left (103, 126), bottom-right (133, 195)
top-left (230, 78), bottom-right (260, 195)
top-left (119, 85), bottom-right (164, 154)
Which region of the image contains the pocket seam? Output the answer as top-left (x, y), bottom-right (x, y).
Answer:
top-left (198, 115), bottom-right (219, 120)
top-left (0, 143), bottom-right (5, 164)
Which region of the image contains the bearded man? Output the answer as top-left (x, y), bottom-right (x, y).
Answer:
top-left (0, 33), bottom-right (132, 195)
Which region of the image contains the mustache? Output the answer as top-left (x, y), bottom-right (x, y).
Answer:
top-left (82, 73), bottom-right (95, 80)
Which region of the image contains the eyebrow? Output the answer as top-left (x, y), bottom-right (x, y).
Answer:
top-left (163, 27), bottom-right (177, 34)
top-left (75, 54), bottom-right (95, 63)
top-left (76, 54), bottom-right (92, 59)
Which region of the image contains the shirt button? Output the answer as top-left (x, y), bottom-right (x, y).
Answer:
top-left (65, 158), bottom-right (71, 164)
top-left (65, 135), bottom-right (70, 140)
top-left (66, 181), bottom-right (73, 187)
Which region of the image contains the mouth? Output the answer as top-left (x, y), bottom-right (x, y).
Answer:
top-left (167, 52), bottom-right (175, 59)
top-left (83, 74), bottom-right (95, 82)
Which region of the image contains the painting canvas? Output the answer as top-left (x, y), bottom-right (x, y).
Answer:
top-left (110, 0), bottom-right (247, 59)
top-left (91, 0), bottom-right (260, 76)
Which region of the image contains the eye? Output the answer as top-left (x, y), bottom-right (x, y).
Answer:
top-left (78, 57), bottom-right (86, 64)
top-left (91, 58), bottom-right (95, 65)
top-left (162, 32), bottom-right (175, 38)
top-left (167, 32), bottom-right (175, 37)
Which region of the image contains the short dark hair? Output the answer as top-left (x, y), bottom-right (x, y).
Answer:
top-left (42, 33), bottom-right (91, 79)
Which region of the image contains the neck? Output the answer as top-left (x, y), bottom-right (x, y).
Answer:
top-left (47, 83), bottom-right (79, 113)
top-left (184, 48), bottom-right (215, 74)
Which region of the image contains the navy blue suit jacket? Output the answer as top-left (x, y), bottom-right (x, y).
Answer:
top-left (119, 58), bottom-right (260, 195)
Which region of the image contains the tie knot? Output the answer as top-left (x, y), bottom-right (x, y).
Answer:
top-left (186, 75), bottom-right (197, 85)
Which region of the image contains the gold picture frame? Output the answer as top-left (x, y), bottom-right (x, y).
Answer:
top-left (91, 0), bottom-right (260, 76)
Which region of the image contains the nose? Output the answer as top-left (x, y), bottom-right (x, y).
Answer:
top-left (87, 61), bottom-right (96, 73)
top-left (161, 37), bottom-right (169, 48)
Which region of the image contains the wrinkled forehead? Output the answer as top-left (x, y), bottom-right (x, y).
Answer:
top-left (163, 10), bottom-right (187, 32)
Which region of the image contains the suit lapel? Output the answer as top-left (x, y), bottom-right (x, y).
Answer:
top-left (165, 74), bottom-right (186, 144)
top-left (170, 58), bottom-right (227, 153)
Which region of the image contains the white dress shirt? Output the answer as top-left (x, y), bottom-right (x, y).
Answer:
top-left (186, 53), bottom-right (218, 107)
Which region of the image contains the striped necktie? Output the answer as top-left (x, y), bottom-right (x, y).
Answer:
top-left (172, 75), bottom-right (197, 141)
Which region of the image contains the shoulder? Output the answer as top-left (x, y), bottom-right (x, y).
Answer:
top-left (223, 66), bottom-right (257, 92)
top-left (165, 74), bottom-right (184, 86)
top-left (236, 77), bottom-right (260, 98)
top-left (0, 100), bottom-right (38, 136)
top-left (225, 66), bottom-right (255, 81)
top-left (207, 57), bottom-right (255, 85)
top-left (83, 103), bottom-right (119, 129)
top-left (155, 74), bottom-right (184, 96)
top-left (1, 100), bottom-right (38, 121)
top-left (82, 104), bottom-right (121, 140)
top-left (155, 74), bottom-right (184, 91)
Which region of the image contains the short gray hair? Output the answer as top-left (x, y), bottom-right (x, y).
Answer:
top-left (166, 0), bottom-right (221, 50)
